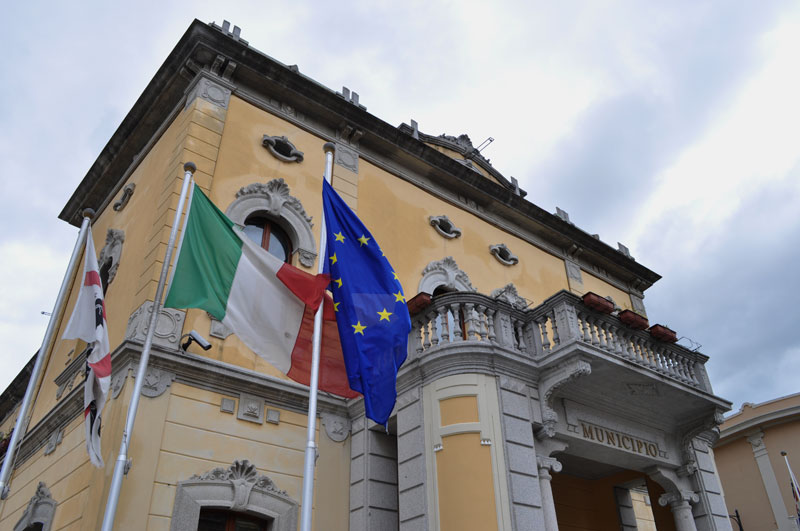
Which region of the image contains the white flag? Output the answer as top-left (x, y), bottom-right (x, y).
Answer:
top-left (63, 228), bottom-right (111, 467)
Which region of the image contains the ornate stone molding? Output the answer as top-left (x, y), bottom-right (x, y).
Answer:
top-left (98, 228), bottom-right (125, 287)
top-left (321, 412), bottom-right (351, 442)
top-left (536, 456), bottom-right (563, 476)
top-left (135, 366), bottom-right (176, 398)
top-left (536, 358), bottom-right (591, 439)
top-left (113, 183), bottom-right (135, 211)
top-left (429, 215), bottom-right (462, 239)
top-left (419, 256), bottom-right (476, 294)
top-left (172, 460), bottom-right (297, 531)
top-left (489, 243), bottom-right (519, 266)
top-left (227, 179), bottom-right (317, 268)
top-left (125, 301), bottom-right (186, 349)
top-left (14, 482), bottom-right (56, 531)
top-left (237, 393), bottom-right (264, 424)
top-left (334, 142), bottom-right (359, 173)
top-left (490, 283), bottom-right (528, 310)
top-left (262, 134), bottom-right (304, 163)
top-left (42, 429), bottom-right (63, 456)
top-left (185, 73), bottom-right (232, 109)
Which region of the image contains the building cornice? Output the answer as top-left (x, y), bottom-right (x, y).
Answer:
top-left (717, 404), bottom-right (800, 446)
top-left (59, 19), bottom-right (660, 290)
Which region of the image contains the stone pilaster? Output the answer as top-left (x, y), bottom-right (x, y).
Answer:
top-left (746, 430), bottom-right (793, 531)
top-left (396, 388), bottom-right (428, 531)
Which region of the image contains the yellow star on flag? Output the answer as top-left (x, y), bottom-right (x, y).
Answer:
top-left (334, 278), bottom-right (343, 288)
top-left (352, 321), bottom-right (366, 335)
top-left (334, 231), bottom-right (345, 243)
top-left (377, 308), bottom-right (393, 321)
top-left (358, 234), bottom-right (370, 246)
top-left (393, 291), bottom-right (406, 303)
top-left (333, 301), bottom-right (340, 312)
top-left (392, 271), bottom-right (399, 280)
top-left (329, 252), bottom-right (337, 265)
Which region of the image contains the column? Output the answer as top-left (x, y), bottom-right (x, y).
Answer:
top-left (659, 491), bottom-right (700, 531)
top-left (747, 430), bottom-right (793, 531)
top-left (536, 456), bottom-right (561, 531)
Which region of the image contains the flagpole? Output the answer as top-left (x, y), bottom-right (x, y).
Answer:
top-left (781, 451), bottom-right (800, 526)
top-left (0, 208), bottom-right (94, 500)
top-left (101, 163), bottom-right (195, 531)
top-left (299, 142), bottom-right (335, 531)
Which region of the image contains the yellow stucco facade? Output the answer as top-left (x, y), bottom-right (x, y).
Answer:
top-left (0, 19), bottom-right (733, 531)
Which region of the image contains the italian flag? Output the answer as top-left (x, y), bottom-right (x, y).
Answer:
top-left (164, 185), bottom-right (356, 398)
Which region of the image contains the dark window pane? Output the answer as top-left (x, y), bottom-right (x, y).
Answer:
top-left (243, 224), bottom-right (265, 246)
top-left (197, 509), bottom-right (227, 531)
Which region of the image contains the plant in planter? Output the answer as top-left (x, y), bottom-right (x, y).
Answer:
top-left (618, 309), bottom-right (649, 330)
top-left (582, 292), bottom-right (615, 314)
top-left (649, 324), bottom-right (677, 343)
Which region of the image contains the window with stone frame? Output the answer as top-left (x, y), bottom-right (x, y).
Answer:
top-left (242, 215), bottom-right (293, 263)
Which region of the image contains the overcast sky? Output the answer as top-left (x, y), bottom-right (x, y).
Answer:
top-left (1, 1), bottom-right (798, 414)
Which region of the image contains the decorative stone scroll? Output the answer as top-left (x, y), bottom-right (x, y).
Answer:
top-left (428, 215), bottom-right (462, 239)
top-left (536, 358), bottom-right (591, 439)
top-left (14, 482), bottom-right (56, 531)
top-left (171, 460), bottom-right (298, 531)
top-left (262, 135), bottom-right (304, 163)
top-left (226, 179), bottom-right (317, 268)
top-left (419, 256), bottom-right (476, 295)
top-left (98, 228), bottom-right (125, 287)
top-left (489, 243), bottom-right (519, 266)
top-left (113, 183), bottom-right (136, 211)
top-left (490, 283), bottom-right (528, 310)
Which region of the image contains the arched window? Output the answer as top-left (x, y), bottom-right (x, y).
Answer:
top-left (242, 215), bottom-right (293, 263)
top-left (198, 509), bottom-right (270, 531)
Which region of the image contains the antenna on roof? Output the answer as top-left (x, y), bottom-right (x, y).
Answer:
top-left (476, 137), bottom-right (494, 152)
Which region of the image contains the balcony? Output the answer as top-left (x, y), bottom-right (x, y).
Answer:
top-left (408, 290), bottom-right (713, 397)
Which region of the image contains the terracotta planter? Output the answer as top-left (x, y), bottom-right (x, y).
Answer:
top-left (406, 292), bottom-right (432, 316)
top-left (649, 324), bottom-right (677, 343)
top-left (618, 309), bottom-right (649, 330)
top-left (582, 292), bottom-right (614, 314)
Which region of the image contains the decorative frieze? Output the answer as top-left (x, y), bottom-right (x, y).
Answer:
top-left (237, 393), bottom-right (264, 424)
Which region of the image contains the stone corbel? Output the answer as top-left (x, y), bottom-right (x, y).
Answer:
top-left (678, 408), bottom-right (725, 468)
top-left (535, 358), bottom-right (591, 439)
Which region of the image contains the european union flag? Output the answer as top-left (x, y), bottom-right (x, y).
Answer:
top-left (322, 179), bottom-right (411, 425)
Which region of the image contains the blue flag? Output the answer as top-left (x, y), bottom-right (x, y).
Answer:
top-left (322, 179), bottom-right (411, 425)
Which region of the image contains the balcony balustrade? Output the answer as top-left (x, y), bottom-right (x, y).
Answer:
top-left (409, 290), bottom-right (711, 393)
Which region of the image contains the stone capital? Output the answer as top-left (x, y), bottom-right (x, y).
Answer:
top-left (658, 490), bottom-right (699, 508)
top-left (536, 456), bottom-right (563, 480)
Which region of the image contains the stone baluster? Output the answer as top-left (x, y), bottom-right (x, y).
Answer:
top-left (422, 317), bottom-right (431, 351)
top-left (537, 457), bottom-right (562, 531)
top-left (658, 491), bottom-right (700, 531)
top-left (549, 311), bottom-right (560, 346)
top-left (437, 306), bottom-right (450, 344)
top-left (538, 318), bottom-right (550, 352)
top-left (580, 313), bottom-right (592, 343)
top-left (476, 304), bottom-right (488, 341)
top-left (464, 302), bottom-right (476, 340)
top-left (486, 308), bottom-right (497, 344)
top-left (608, 325), bottom-right (622, 355)
top-left (588, 317), bottom-right (599, 346)
top-left (411, 320), bottom-right (423, 354)
top-left (597, 320), bottom-right (608, 350)
top-left (428, 311), bottom-right (440, 347)
top-left (516, 321), bottom-right (527, 351)
top-left (450, 303), bottom-right (463, 340)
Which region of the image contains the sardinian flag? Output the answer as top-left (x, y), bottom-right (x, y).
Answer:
top-left (64, 227), bottom-right (111, 468)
